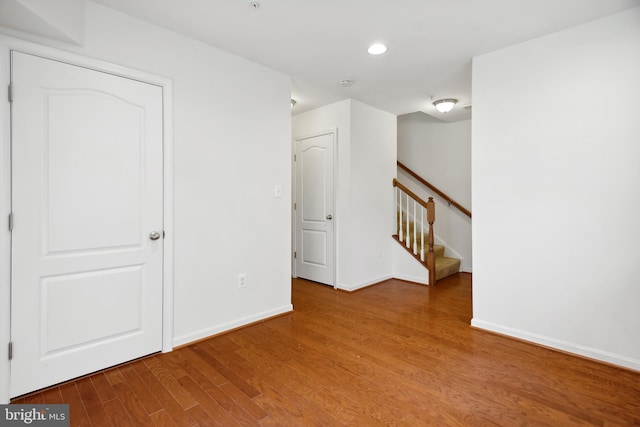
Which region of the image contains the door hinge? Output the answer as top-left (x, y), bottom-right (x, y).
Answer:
top-left (294, 251), bottom-right (297, 259)
top-left (8, 342), bottom-right (13, 360)
top-left (294, 203), bottom-right (296, 210)
top-left (8, 84), bottom-right (13, 103)
top-left (8, 213), bottom-right (13, 231)
top-left (293, 154), bottom-right (296, 162)
top-left (163, 230), bottom-right (165, 239)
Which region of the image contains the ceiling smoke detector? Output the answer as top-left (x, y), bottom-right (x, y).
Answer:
top-left (340, 79), bottom-right (355, 88)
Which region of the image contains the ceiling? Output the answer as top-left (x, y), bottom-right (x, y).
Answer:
top-left (92, 0), bottom-right (640, 121)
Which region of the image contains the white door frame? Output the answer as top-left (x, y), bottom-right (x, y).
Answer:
top-left (292, 129), bottom-right (337, 288)
top-left (0, 37), bottom-right (174, 404)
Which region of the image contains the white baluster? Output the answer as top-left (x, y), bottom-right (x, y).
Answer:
top-left (405, 193), bottom-right (410, 248)
top-left (413, 200), bottom-right (417, 255)
top-left (420, 205), bottom-right (425, 262)
top-left (398, 189), bottom-right (403, 242)
top-left (395, 187), bottom-right (397, 235)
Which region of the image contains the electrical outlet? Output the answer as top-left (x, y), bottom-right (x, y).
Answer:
top-left (238, 273), bottom-right (247, 289)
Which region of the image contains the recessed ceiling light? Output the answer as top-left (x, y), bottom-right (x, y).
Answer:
top-left (368, 43), bottom-right (387, 55)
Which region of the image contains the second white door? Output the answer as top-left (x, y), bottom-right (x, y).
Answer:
top-left (10, 51), bottom-right (164, 397)
top-left (295, 132), bottom-right (335, 286)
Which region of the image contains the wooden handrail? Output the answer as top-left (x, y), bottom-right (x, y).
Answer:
top-left (393, 178), bottom-right (430, 210)
top-left (397, 161), bottom-right (471, 218)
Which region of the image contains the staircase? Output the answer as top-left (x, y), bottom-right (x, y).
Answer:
top-left (393, 219), bottom-right (461, 281)
top-left (393, 178), bottom-right (461, 285)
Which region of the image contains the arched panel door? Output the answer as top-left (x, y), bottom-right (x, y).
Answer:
top-left (10, 51), bottom-right (164, 397)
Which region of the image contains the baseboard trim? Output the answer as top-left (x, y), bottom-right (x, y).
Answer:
top-left (471, 319), bottom-right (640, 372)
top-left (173, 304), bottom-right (293, 348)
top-left (392, 273), bottom-right (429, 286)
top-left (336, 274), bottom-right (394, 292)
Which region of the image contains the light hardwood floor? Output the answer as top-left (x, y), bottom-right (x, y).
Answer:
top-left (12, 274), bottom-right (640, 425)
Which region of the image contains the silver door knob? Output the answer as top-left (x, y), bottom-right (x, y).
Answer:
top-left (149, 231), bottom-right (161, 241)
top-left (326, 214), bottom-right (333, 220)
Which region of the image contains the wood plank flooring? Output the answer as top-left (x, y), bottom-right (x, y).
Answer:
top-left (12, 274), bottom-right (640, 425)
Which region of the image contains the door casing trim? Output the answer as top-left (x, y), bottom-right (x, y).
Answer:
top-left (0, 36), bottom-right (174, 403)
top-left (292, 128), bottom-right (337, 288)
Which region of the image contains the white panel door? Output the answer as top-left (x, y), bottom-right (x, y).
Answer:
top-left (295, 132), bottom-right (335, 286)
top-left (10, 51), bottom-right (164, 397)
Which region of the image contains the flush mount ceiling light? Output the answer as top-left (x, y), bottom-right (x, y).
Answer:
top-left (291, 99), bottom-right (296, 108)
top-left (367, 43), bottom-right (387, 55)
top-left (433, 98), bottom-right (458, 113)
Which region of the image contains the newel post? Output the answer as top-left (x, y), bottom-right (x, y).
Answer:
top-left (426, 197), bottom-right (436, 286)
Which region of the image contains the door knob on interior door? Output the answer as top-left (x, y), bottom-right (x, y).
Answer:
top-left (326, 214), bottom-right (333, 220)
top-left (149, 231), bottom-right (161, 241)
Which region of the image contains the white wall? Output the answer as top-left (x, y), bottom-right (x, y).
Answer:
top-left (1, 0), bottom-right (292, 401)
top-left (392, 243), bottom-right (429, 285)
top-left (398, 113), bottom-right (471, 207)
top-left (397, 113), bottom-right (472, 272)
top-left (292, 99), bottom-right (397, 291)
top-left (0, 0), bottom-right (85, 44)
top-left (349, 101), bottom-right (397, 288)
top-left (472, 7), bottom-right (640, 370)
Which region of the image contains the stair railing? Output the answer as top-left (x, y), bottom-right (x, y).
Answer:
top-left (397, 161), bottom-right (471, 218)
top-left (393, 178), bottom-right (436, 285)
